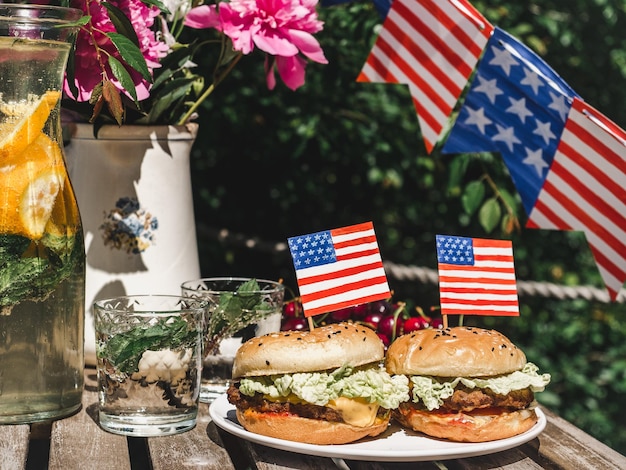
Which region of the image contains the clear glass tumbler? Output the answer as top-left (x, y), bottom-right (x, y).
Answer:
top-left (94, 295), bottom-right (206, 436)
top-left (181, 277), bottom-right (285, 403)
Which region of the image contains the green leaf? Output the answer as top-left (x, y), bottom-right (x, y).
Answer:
top-left (205, 279), bottom-right (275, 354)
top-left (140, 0), bottom-right (170, 15)
top-left (146, 78), bottom-right (195, 123)
top-left (107, 55), bottom-right (138, 103)
top-left (103, 316), bottom-right (197, 375)
top-left (461, 180), bottom-right (485, 216)
top-left (103, 2), bottom-right (140, 47)
top-left (478, 197), bottom-right (502, 233)
top-left (107, 32), bottom-right (152, 82)
top-left (0, 234), bottom-right (81, 309)
top-left (498, 188), bottom-right (519, 218)
top-left (446, 154), bottom-right (470, 196)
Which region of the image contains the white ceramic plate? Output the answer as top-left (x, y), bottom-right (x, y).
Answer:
top-left (209, 395), bottom-right (546, 462)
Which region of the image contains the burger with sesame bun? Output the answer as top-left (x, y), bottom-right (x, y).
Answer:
top-left (226, 322), bottom-right (409, 445)
top-left (385, 326), bottom-right (551, 443)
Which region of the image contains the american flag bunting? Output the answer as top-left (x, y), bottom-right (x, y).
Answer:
top-left (357, 0), bottom-right (493, 153)
top-left (527, 98), bottom-right (626, 301)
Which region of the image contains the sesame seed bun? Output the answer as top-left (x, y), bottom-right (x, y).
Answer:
top-left (232, 322), bottom-right (384, 378)
top-left (385, 326), bottom-right (527, 378)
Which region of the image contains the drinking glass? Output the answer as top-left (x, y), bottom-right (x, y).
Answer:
top-left (94, 295), bottom-right (206, 436)
top-left (181, 277), bottom-right (285, 403)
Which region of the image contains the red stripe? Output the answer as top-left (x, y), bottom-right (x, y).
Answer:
top-left (413, 0), bottom-right (487, 65)
top-left (301, 274), bottom-right (389, 304)
top-left (530, 194), bottom-right (625, 289)
top-left (540, 178), bottom-right (626, 266)
top-left (439, 265), bottom-right (516, 275)
top-left (331, 221), bottom-right (373, 237)
top-left (527, 197), bottom-right (570, 230)
top-left (335, 248), bottom-right (382, 263)
top-left (559, 125), bottom-right (626, 206)
top-left (440, 306), bottom-right (520, 317)
top-left (438, 285), bottom-right (518, 295)
top-left (373, 33), bottom-right (451, 124)
top-left (393, 1), bottom-right (473, 81)
top-left (439, 298), bottom-right (520, 309)
top-left (303, 291), bottom-right (390, 318)
top-left (297, 260), bottom-right (385, 286)
top-left (360, 51), bottom-right (399, 84)
top-left (333, 236), bottom-right (378, 251)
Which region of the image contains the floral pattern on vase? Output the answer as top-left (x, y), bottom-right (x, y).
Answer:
top-left (100, 197), bottom-right (159, 254)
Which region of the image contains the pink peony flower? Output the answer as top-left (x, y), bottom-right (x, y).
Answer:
top-left (186, 0), bottom-right (327, 91)
top-left (65, 0), bottom-right (169, 102)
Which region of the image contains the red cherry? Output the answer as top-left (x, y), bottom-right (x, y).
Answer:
top-left (378, 315), bottom-right (402, 338)
top-left (376, 333), bottom-right (390, 347)
top-left (281, 317), bottom-right (307, 331)
top-left (283, 301), bottom-right (300, 318)
top-left (363, 312), bottom-right (384, 330)
top-left (370, 300), bottom-right (392, 315)
top-left (403, 316), bottom-right (430, 333)
top-left (351, 304), bottom-right (370, 320)
top-left (329, 307), bottom-right (353, 323)
top-left (430, 317), bottom-right (444, 329)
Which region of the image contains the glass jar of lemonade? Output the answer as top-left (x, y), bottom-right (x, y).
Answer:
top-left (0, 4), bottom-right (85, 423)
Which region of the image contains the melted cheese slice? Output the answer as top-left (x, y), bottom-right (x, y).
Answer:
top-left (263, 394), bottom-right (380, 427)
top-left (327, 397), bottom-right (379, 427)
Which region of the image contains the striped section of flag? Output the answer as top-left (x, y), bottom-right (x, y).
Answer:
top-left (357, 0), bottom-right (493, 153)
top-left (436, 235), bottom-right (520, 316)
top-left (288, 222), bottom-right (390, 317)
top-left (527, 97), bottom-right (626, 300)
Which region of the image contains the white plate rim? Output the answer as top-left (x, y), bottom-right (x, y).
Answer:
top-left (208, 394), bottom-right (546, 462)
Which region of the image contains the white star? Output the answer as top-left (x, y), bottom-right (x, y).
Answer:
top-left (548, 91), bottom-right (570, 121)
top-left (522, 147), bottom-right (549, 176)
top-left (464, 107), bottom-right (493, 134)
top-left (520, 68), bottom-right (543, 95)
top-left (489, 46), bottom-right (519, 76)
top-left (506, 97), bottom-right (533, 123)
top-left (533, 119), bottom-right (556, 145)
top-left (473, 75), bottom-right (503, 104)
top-left (492, 124), bottom-right (521, 152)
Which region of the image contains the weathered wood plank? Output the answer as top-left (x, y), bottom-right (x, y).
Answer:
top-left (48, 370), bottom-right (131, 470)
top-left (148, 404), bottom-right (236, 470)
top-left (215, 425), bottom-right (338, 470)
top-left (537, 409), bottom-right (626, 470)
top-left (243, 441), bottom-right (340, 470)
top-left (345, 459), bottom-right (446, 469)
top-left (0, 424), bottom-right (29, 470)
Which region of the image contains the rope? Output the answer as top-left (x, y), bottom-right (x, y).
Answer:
top-left (197, 224), bottom-right (625, 303)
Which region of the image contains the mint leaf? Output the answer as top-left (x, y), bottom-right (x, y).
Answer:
top-left (0, 233), bottom-right (81, 309)
top-left (205, 279), bottom-right (276, 354)
top-left (102, 316), bottom-right (197, 375)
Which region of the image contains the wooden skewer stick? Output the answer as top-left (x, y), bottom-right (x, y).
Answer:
top-left (442, 314), bottom-right (448, 329)
top-left (307, 316), bottom-right (315, 331)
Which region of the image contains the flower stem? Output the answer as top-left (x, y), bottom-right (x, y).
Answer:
top-left (176, 52), bottom-right (244, 125)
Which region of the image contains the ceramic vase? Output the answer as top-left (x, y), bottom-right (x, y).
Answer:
top-left (64, 123), bottom-right (201, 364)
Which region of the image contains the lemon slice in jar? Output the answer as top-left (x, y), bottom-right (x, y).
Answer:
top-left (0, 132), bottom-right (65, 240)
top-left (0, 90), bottom-right (61, 161)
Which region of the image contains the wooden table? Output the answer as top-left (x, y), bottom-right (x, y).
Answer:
top-left (2, 368), bottom-right (625, 470)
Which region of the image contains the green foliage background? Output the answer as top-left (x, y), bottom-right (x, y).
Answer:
top-left (188, 0), bottom-right (626, 453)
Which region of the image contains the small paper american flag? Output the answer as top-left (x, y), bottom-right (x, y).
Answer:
top-left (288, 222), bottom-right (390, 317)
top-left (436, 235), bottom-right (520, 316)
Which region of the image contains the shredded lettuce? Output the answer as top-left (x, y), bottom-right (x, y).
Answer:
top-left (410, 362), bottom-right (552, 411)
top-left (239, 364), bottom-right (410, 410)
